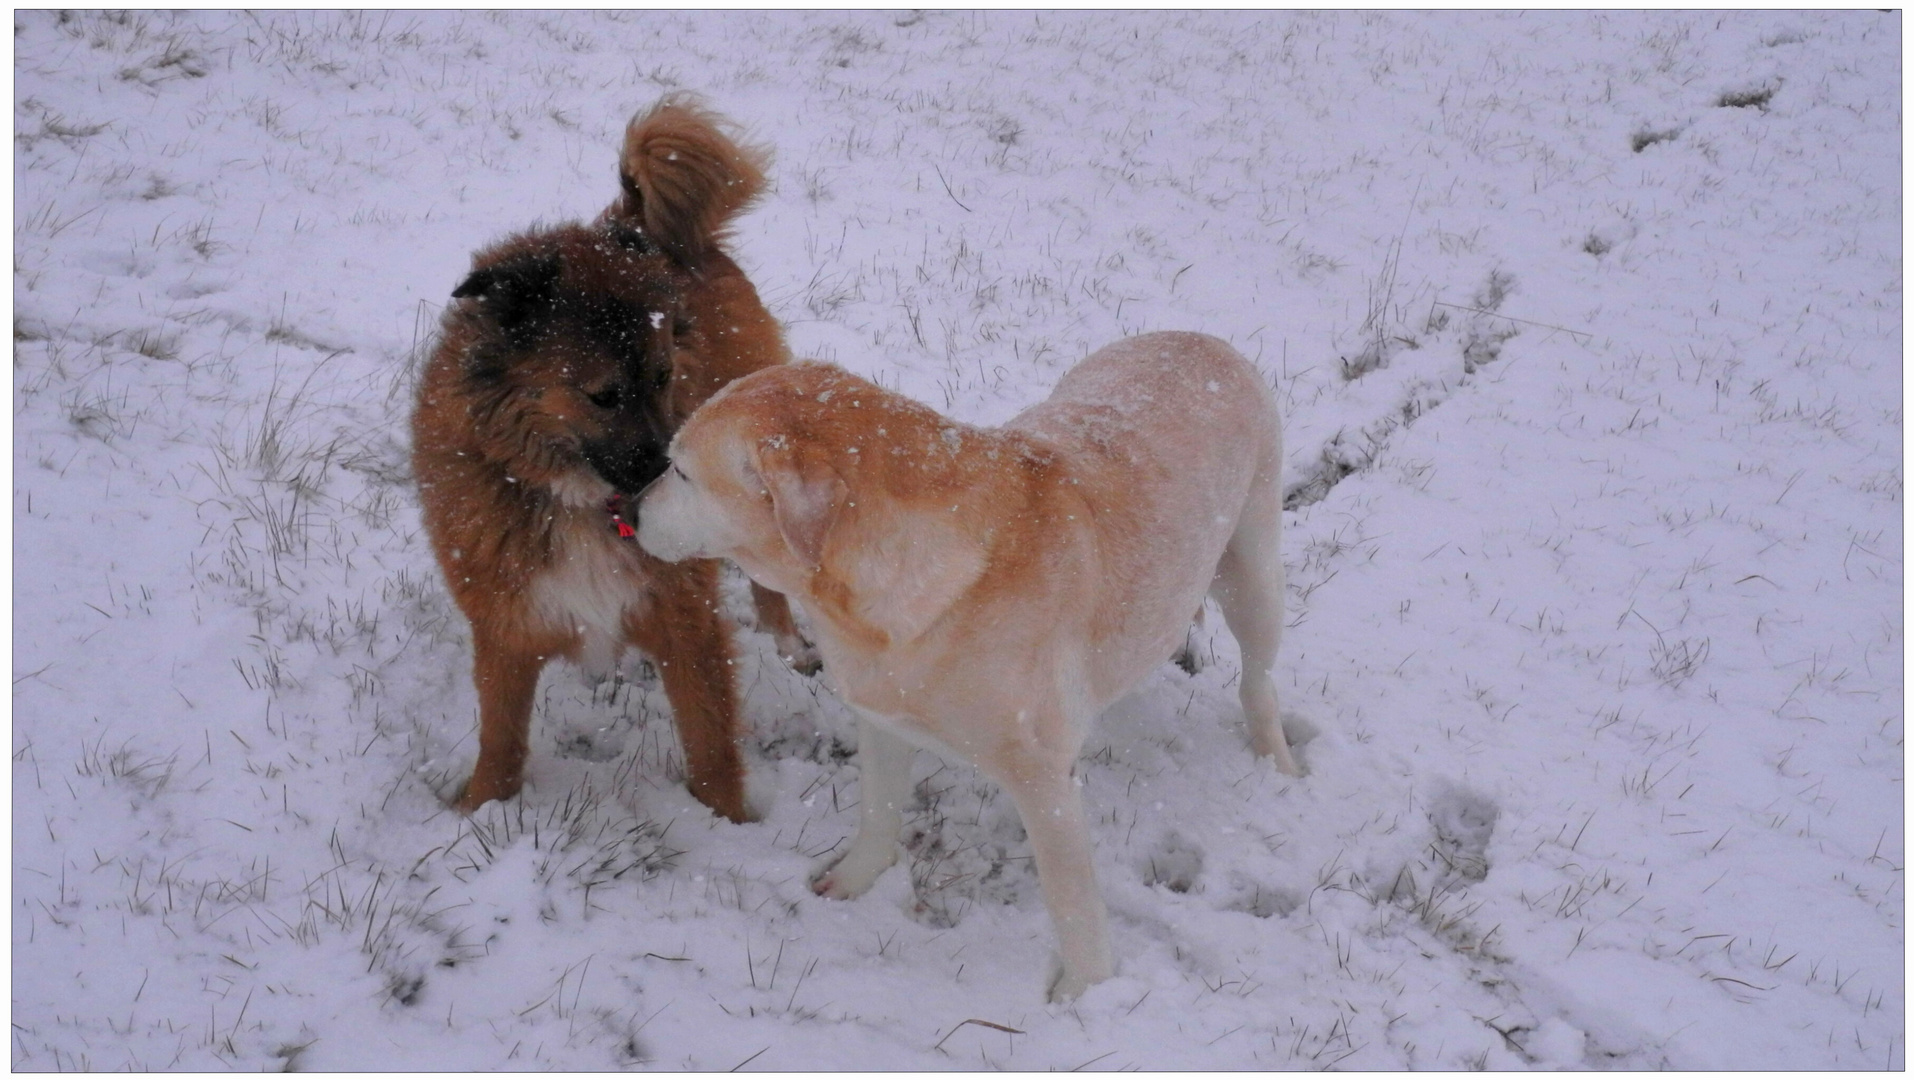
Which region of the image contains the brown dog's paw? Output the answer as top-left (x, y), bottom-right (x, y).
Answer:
top-left (715, 801), bottom-right (760, 825)
top-left (692, 784), bottom-right (758, 825)
top-left (452, 772), bottom-right (520, 815)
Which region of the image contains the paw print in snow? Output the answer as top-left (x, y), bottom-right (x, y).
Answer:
top-left (1427, 786), bottom-right (1498, 884)
top-left (1139, 831), bottom-right (1205, 894)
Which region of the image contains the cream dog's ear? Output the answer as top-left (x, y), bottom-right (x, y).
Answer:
top-left (755, 440), bottom-right (845, 571)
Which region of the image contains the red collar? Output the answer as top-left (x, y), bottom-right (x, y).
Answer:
top-left (606, 494), bottom-right (637, 540)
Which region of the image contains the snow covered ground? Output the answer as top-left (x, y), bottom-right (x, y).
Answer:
top-left (12, 10), bottom-right (1901, 1070)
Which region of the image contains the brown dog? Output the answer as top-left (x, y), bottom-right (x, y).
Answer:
top-left (637, 332), bottom-right (1298, 998)
top-left (411, 96), bottom-right (814, 821)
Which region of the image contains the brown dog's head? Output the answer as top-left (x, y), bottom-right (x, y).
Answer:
top-left (422, 93), bottom-right (774, 503)
top-left (447, 221), bottom-right (691, 496)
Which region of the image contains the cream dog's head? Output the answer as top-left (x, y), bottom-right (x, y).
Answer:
top-left (636, 361), bottom-right (988, 649)
top-left (635, 363), bottom-right (846, 585)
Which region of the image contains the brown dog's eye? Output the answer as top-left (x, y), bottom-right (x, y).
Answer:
top-left (587, 386), bottom-right (623, 410)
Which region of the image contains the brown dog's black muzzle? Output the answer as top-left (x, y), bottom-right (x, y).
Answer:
top-left (582, 439), bottom-right (670, 495)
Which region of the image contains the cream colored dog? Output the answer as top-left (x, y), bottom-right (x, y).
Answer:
top-left (637, 331), bottom-right (1298, 1000)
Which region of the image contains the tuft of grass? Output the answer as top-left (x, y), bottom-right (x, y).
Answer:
top-left (117, 42), bottom-right (208, 85)
top-left (1344, 185), bottom-right (1423, 381)
top-left (76, 733), bottom-right (178, 799)
top-left (63, 370), bottom-right (144, 444)
top-left (18, 199), bottom-right (105, 239)
top-left (1717, 83), bottom-right (1778, 110)
top-left (17, 111), bottom-right (111, 148)
top-left (1633, 612), bottom-right (1710, 689)
top-left (128, 329), bottom-right (181, 361)
top-left (1630, 126), bottom-right (1681, 152)
top-left (448, 772), bottom-right (683, 897)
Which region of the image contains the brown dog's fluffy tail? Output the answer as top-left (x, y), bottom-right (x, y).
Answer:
top-left (613, 94), bottom-right (769, 268)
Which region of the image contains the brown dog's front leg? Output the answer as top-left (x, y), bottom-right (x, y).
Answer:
top-left (457, 632), bottom-right (548, 813)
top-left (750, 581), bottom-right (822, 676)
top-left (631, 559), bottom-right (754, 823)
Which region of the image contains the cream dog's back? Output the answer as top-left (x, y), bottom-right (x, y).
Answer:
top-left (1001, 331), bottom-right (1281, 704)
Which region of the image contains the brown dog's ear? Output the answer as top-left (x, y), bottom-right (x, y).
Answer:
top-left (614, 94), bottom-right (769, 267)
top-left (453, 254), bottom-right (561, 341)
top-left (755, 441), bottom-right (845, 572)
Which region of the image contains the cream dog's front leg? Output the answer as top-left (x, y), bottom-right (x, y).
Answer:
top-left (812, 714), bottom-right (914, 898)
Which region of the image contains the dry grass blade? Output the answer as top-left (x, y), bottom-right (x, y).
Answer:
top-left (932, 1018), bottom-right (1026, 1052)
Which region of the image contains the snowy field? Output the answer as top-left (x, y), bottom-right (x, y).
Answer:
top-left (12, 10), bottom-right (1902, 1071)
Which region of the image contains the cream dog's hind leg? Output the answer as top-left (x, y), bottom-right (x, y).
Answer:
top-left (1211, 458), bottom-right (1301, 775)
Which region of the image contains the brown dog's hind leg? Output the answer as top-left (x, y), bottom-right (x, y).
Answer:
top-left (457, 632), bottom-right (549, 813)
top-left (750, 581), bottom-right (822, 676)
top-left (630, 558), bottom-right (753, 823)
